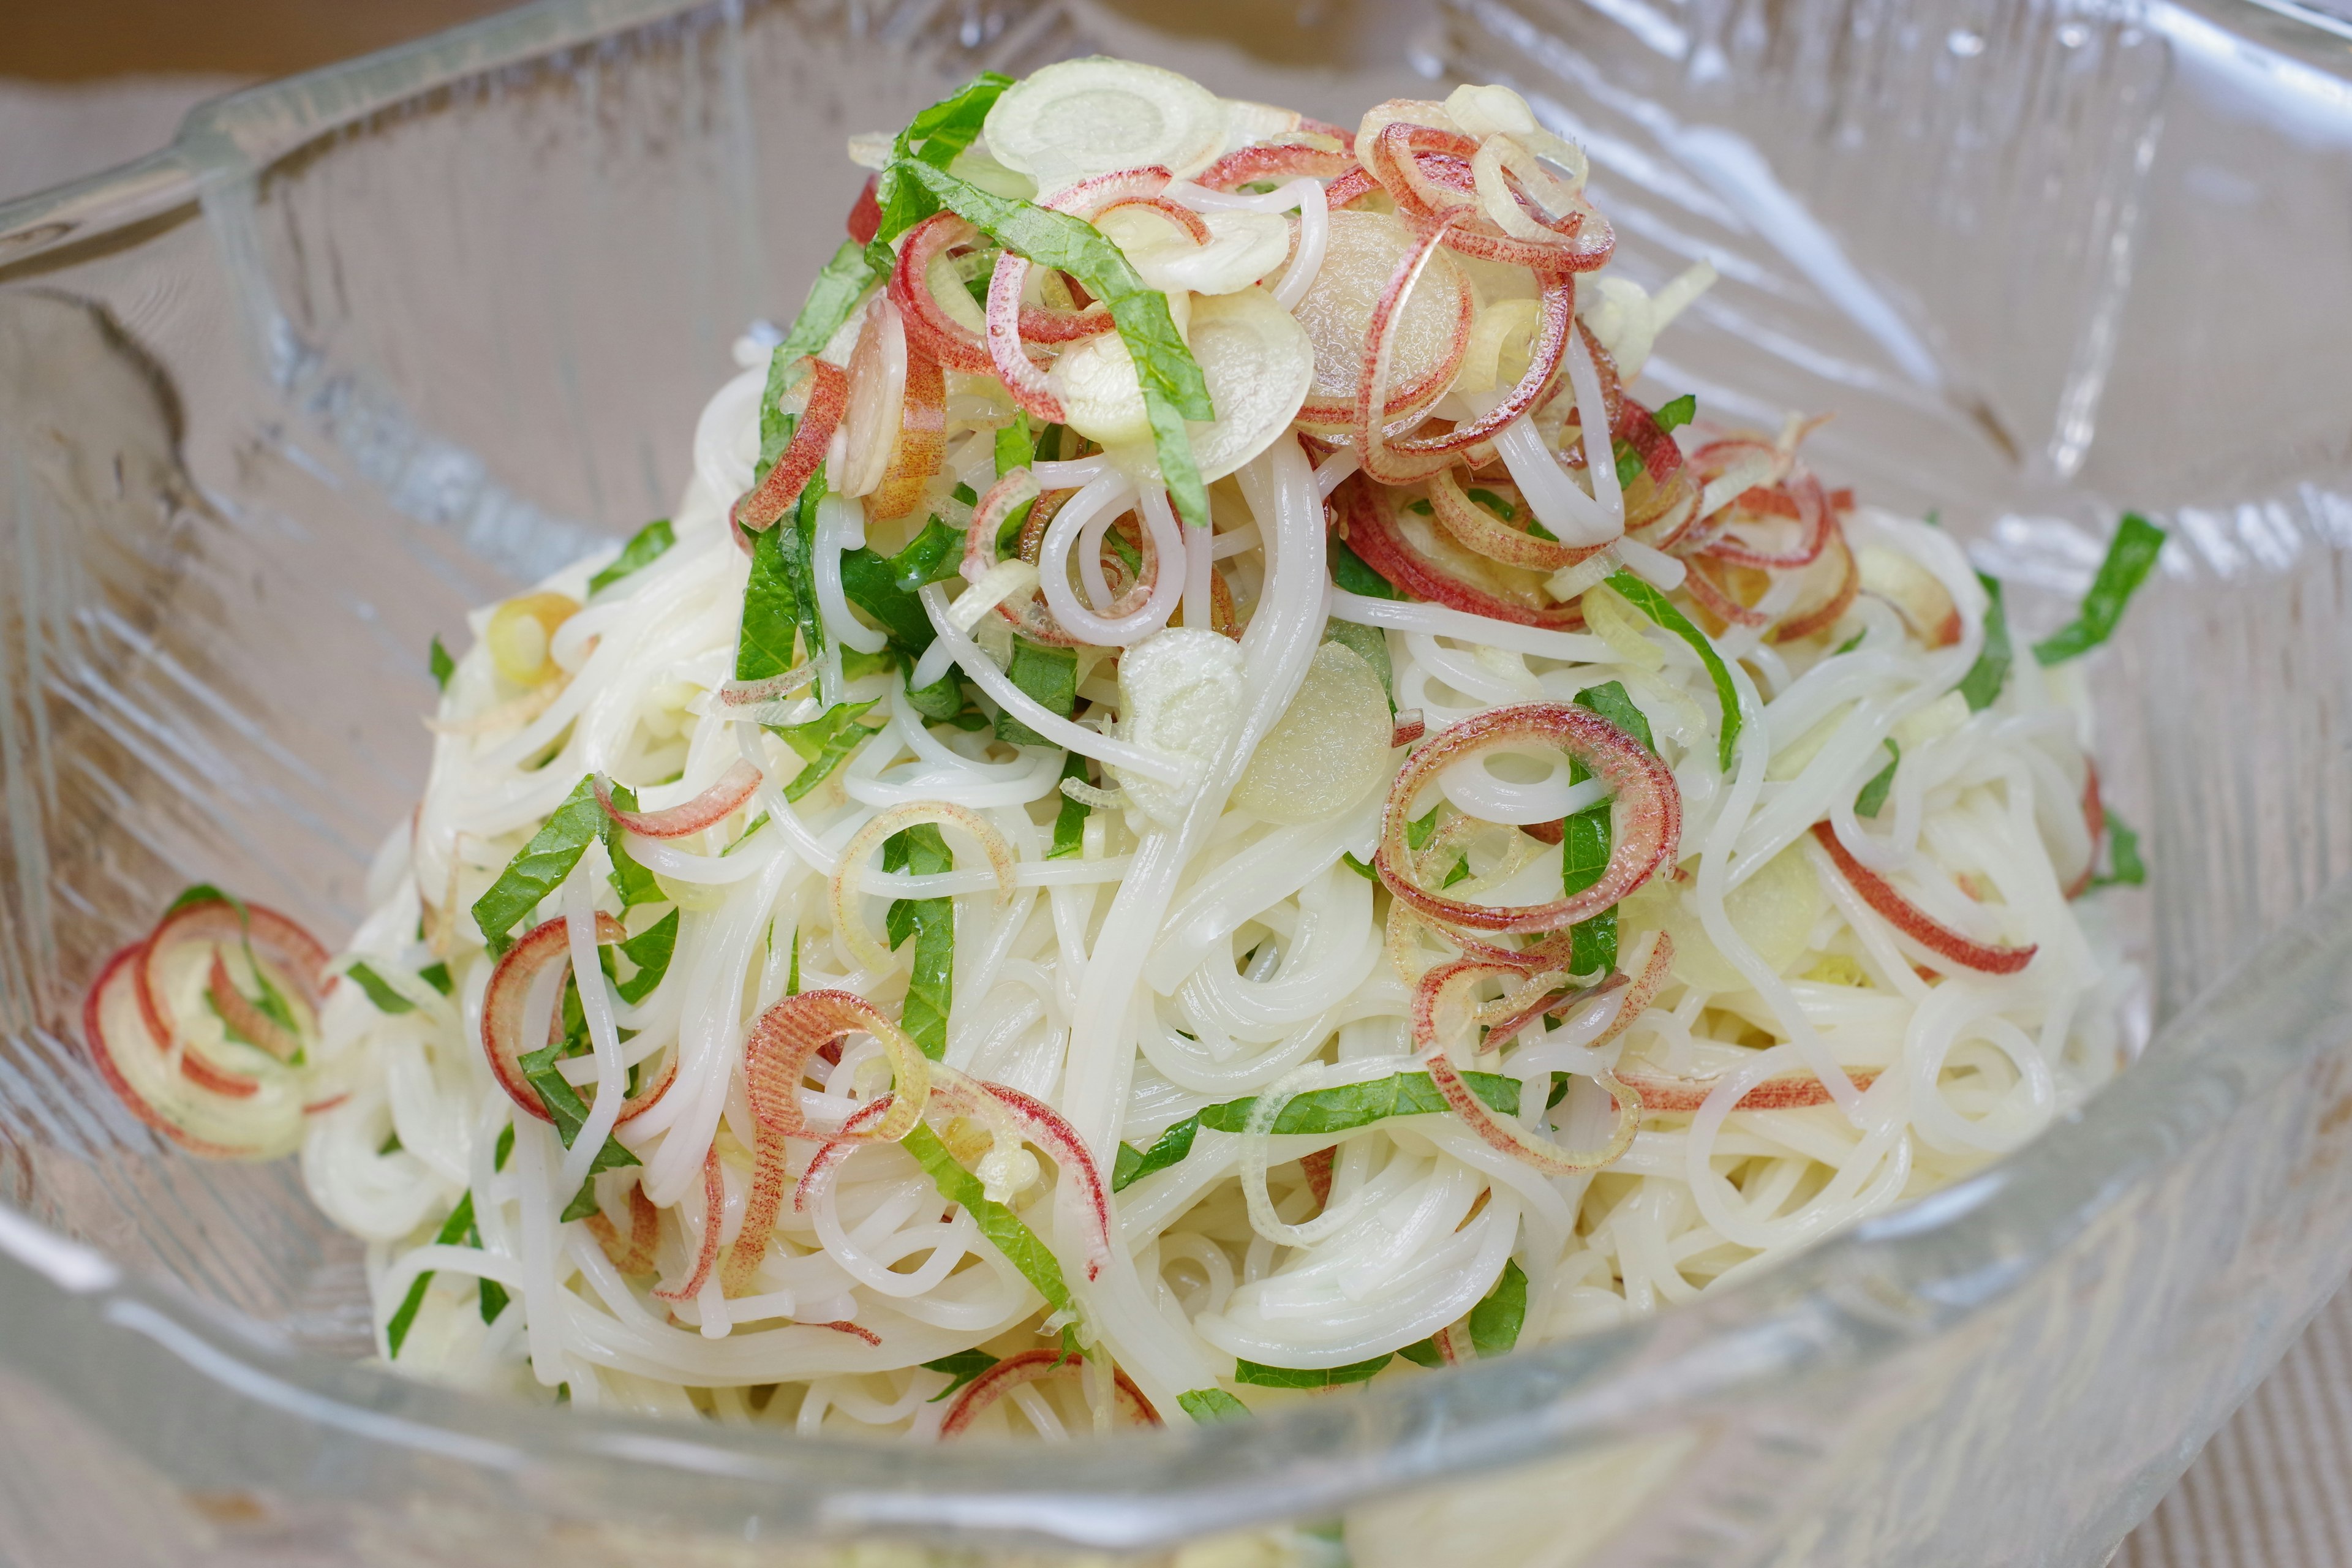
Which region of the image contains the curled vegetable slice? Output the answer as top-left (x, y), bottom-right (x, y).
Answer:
top-left (872, 341), bottom-right (948, 521)
top-left (986, 165), bottom-right (1180, 423)
top-left (652, 1148), bottom-right (727, 1303)
top-left (1617, 1065), bottom-right (1883, 1113)
top-left (1348, 213), bottom-right (1476, 486)
top-left (1427, 467), bottom-right (1605, 573)
top-left (594, 761), bottom-right (763, 840)
top-left (730, 357), bottom-right (848, 535)
top-left (939, 1349), bottom-right (1159, 1437)
top-left (85, 943), bottom-right (281, 1159)
top-left (1414, 959), bottom-right (1641, 1174)
top-left (1376, 703), bottom-right (1680, 935)
top-left (742, 989), bottom-right (930, 1145)
top-left (138, 893), bottom-right (330, 1096)
top-left (1338, 477), bottom-right (1589, 631)
top-left (584, 1181), bottom-right (662, 1274)
top-left (1809, 822), bottom-right (2037, 974)
top-left (1591, 927), bottom-right (1675, 1050)
top-left (927, 1066), bottom-right (1112, 1283)
top-left (794, 1094), bottom-right (897, 1215)
top-left (1699, 469), bottom-right (1834, 571)
top-left (480, 913), bottom-right (666, 1125)
top-left (891, 214), bottom-right (1110, 377)
top-left (1196, 142), bottom-right (1357, 191)
top-left (1680, 557), bottom-right (1773, 630)
top-left (1766, 522), bottom-right (1859, 644)
top-left (205, 952), bottom-right (297, 1070)
top-left (829, 802), bottom-right (1017, 975)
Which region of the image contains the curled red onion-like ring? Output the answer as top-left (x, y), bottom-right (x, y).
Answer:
top-left (1339, 475), bottom-right (1591, 631)
top-left (480, 914), bottom-right (676, 1125)
top-left (938, 1349), bottom-right (1159, 1437)
top-left (138, 894), bottom-right (330, 1095)
top-left (594, 761), bottom-right (763, 840)
top-left (652, 1148), bottom-right (727, 1303)
top-left (1809, 822), bottom-right (2038, 974)
top-left (927, 1066), bottom-right (1113, 1283)
top-left (84, 943), bottom-right (267, 1158)
top-left (1413, 959), bottom-right (1642, 1175)
top-left (741, 989), bottom-right (930, 1145)
top-left (584, 1182), bottom-right (662, 1274)
top-left (988, 166), bottom-right (1179, 422)
top-left (1196, 143), bottom-right (1359, 192)
top-left (731, 357), bottom-right (848, 537)
top-left (1376, 703), bottom-right (1680, 935)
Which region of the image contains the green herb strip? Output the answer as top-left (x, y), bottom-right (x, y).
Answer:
top-left (1958, 573), bottom-right (2012, 711)
top-left (1653, 394), bottom-right (1697, 432)
top-left (839, 518), bottom-right (966, 657)
top-left (994, 413), bottom-right (1040, 549)
top-left (993, 638), bottom-right (1078, 748)
top-left (922, 1349), bottom-right (1001, 1401)
top-left (471, 776), bottom-right (605, 955)
top-left (1561, 682), bottom-right (1655, 976)
top-left (873, 73), bottom-right (1017, 238)
top-left (780, 469), bottom-right (832, 693)
top-left (769, 700), bottom-right (880, 802)
top-left (2033, 513), bottom-right (2166, 665)
top-left (1856, 740), bottom-right (1900, 818)
top-left (736, 511), bottom-right (804, 683)
top-left (902, 1123), bottom-right (1076, 1320)
top-left (1468, 1259), bottom-right (1528, 1359)
top-left (1331, 537), bottom-right (1403, 600)
top-left (598, 782), bottom-right (667, 909)
top-left (1110, 1070), bottom-right (1526, 1190)
top-left (429, 635), bottom-right (456, 693)
top-left (883, 161), bottom-right (1215, 530)
top-left (882, 824), bottom-right (955, 1060)
top-left (1111, 1115), bottom-right (1198, 1191)
top-left (1605, 570), bottom-right (1741, 771)
top-left (600, 908), bottom-right (679, 1005)
top-left (1235, 1354), bottom-right (1391, 1389)
top-left (386, 1191), bottom-right (480, 1357)
top-left (347, 963), bottom-right (415, 1016)
top-left (589, 518), bottom-right (675, 597)
top-left (2094, 806), bottom-right (2147, 889)
top-left (1178, 1388), bottom-right (1251, 1421)
top-left (1047, 752), bottom-right (1091, 861)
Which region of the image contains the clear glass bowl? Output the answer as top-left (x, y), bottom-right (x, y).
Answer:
top-left (5, 0), bottom-right (2352, 1562)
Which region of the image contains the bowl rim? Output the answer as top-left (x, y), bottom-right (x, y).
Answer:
top-left (5, 0), bottom-right (2352, 1548)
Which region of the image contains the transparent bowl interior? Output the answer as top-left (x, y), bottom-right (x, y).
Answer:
top-left (4, 0), bottom-right (2352, 1562)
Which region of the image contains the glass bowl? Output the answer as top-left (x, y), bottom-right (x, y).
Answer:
top-left (5, 0), bottom-right (2352, 1562)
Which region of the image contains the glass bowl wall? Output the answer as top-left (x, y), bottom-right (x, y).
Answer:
top-left (3, 0), bottom-right (2352, 1563)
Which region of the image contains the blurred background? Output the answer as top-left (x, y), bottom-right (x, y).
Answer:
top-left (3, 0), bottom-right (512, 201)
top-left (1, 0), bottom-right (1433, 203)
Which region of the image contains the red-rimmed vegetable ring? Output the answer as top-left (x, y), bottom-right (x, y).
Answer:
top-left (481, 913), bottom-right (678, 1124)
top-left (595, 762), bottom-right (763, 840)
top-left (1413, 959), bottom-right (1642, 1174)
top-left (1338, 477), bottom-right (1589, 631)
top-left (731, 356), bottom-right (848, 535)
top-left (938, 1349), bottom-right (1160, 1437)
top-left (925, 1066), bottom-right (1114, 1283)
top-left (1617, 1065), bottom-right (1883, 1113)
top-left (137, 894), bottom-right (330, 1097)
top-left (1809, 822), bottom-right (2037, 974)
top-left (85, 943), bottom-right (304, 1159)
top-left (1378, 703), bottom-right (1681, 935)
top-left (741, 989), bottom-right (930, 1146)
